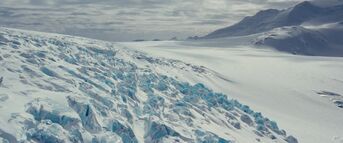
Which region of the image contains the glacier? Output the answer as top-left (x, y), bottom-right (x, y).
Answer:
top-left (0, 27), bottom-right (297, 143)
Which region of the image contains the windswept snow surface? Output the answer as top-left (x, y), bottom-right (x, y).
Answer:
top-left (126, 39), bottom-right (343, 143)
top-left (0, 27), bottom-right (297, 143)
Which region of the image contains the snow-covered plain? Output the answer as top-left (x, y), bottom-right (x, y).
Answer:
top-left (126, 38), bottom-right (343, 143)
top-left (0, 27), bottom-right (301, 143)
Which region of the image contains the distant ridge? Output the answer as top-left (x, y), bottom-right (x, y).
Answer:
top-left (200, 1), bottom-right (343, 57)
top-left (203, 1), bottom-right (342, 39)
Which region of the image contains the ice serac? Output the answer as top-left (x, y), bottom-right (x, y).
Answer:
top-left (0, 27), bottom-right (296, 143)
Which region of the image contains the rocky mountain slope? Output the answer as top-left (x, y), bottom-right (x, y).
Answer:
top-left (203, 1), bottom-right (343, 39)
top-left (201, 1), bottom-right (343, 57)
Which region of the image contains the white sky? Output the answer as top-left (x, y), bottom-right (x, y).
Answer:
top-left (0, 0), bottom-right (339, 41)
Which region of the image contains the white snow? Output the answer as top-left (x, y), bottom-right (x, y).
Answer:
top-left (0, 27), bottom-right (295, 143)
top-left (1, 24), bottom-right (342, 143)
top-left (126, 39), bottom-right (343, 143)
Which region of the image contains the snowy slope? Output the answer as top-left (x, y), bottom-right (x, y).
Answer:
top-left (253, 25), bottom-right (343, 56)
top-left (0, 27), bottom-right (297, 143)
top-left (127, 39), bottom-right (343, 143)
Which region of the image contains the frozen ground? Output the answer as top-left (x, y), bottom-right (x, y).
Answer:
top-left (126, 39), bottom-right (343, 143)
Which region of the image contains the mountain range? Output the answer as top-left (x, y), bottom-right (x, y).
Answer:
top-left (202, 1), bottom-right (343, 56)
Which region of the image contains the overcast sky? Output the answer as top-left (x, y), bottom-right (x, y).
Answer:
top-left (0, 0), bottom-right (340, 41)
